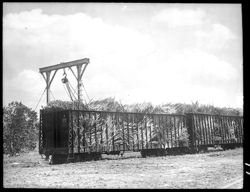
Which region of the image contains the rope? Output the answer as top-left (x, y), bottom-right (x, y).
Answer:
top-left (68, 81), bottom-right (78, 98)
top-left (49, 89), bottom-right (56, 100)
top-left (34, 87), bottom-right (46, 111)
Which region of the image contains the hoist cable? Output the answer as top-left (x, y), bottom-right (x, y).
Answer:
top-left (62, 83), bottom-right (72, 101)
top-left (66, 82), bottom-right (77, 101)
top-left (68, 81), bottom-right (78, 97)
top-left (34, 87), bottom-right (46, 111)
top-left (61, 71), bottom-right (76, 101)
top-left (79, 80), bottom-right (90, 103)
top-left (69, 82), bottom-right (77, 100)
top-left (82, 83), bottom-right (91, 102)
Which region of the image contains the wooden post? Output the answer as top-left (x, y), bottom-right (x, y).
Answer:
top-left (185, 113), bottom-right (196, 153)
top-left (45, 71), bottom-right (51, 104)
top-left (76, 64), bottom-right (82, 108)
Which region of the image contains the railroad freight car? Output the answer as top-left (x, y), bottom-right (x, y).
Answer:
top-left (39, 110), bottom-right (243, 164)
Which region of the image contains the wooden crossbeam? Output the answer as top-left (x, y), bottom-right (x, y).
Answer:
top-left (39, 58), bottom-right (89, 73)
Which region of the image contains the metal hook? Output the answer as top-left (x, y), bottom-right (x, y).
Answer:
top-left (63, 68), bottom-right (67, 77)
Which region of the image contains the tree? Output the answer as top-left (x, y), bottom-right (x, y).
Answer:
top-left (3, 101), bottom-right (38, 156)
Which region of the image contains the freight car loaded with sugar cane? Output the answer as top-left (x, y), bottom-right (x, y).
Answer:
top-left (38, 58), bottom-right (243, 164)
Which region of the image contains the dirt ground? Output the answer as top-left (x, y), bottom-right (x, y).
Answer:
top-left (3, 148), bottom-right (243, 189)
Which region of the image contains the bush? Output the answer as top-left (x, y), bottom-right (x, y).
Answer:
top-left (3, 101), bottom-right (38, 156)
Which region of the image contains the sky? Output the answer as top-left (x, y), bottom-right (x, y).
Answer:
top-left (3, 3), bottom-right (243, 113)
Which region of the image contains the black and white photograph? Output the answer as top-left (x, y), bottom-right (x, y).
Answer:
top-left (3, 2), bottom-right (243, 189)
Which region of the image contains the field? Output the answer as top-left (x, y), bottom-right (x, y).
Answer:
top-left (3, 148), bottom-right (243, 189)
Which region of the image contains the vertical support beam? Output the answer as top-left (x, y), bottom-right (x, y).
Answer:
top-left (132, 114), bottom-right (135, 151)
top-left (76, 64), bottom-right (82, 108)
top-left (141, 114), bottom-right (144, 150)
top-left (165, 115), bottom-right (169, 148)
top-left (145, 116), bottom-right (148, 149)
top-left (149, 115), bottom-right (152, 149)
top-left (106, 114), bottom-right (109, 151)
top-left (135, 114), bottom-right (140, 150)
top-left (185, 113), bottom-right (196, 153)
top-left (41, 70), bottom-right (57, 105)
top-left (39, 110), bottom-right (42, 154)
top-left (170, 116), bottom-right (173, 148)
top-left (45, 71), bottom-right (51, 104)
top-left (127, 113), bottom-right (130, 151)
top-left (94, 113), bottom-right (97, 151)
top-left (77, 111), bottom-right (80, 153)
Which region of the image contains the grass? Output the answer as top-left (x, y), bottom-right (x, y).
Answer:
top-left (3, 148), bottom-right (243, 189)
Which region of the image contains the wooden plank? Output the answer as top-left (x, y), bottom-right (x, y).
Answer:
top-left (71, 111), bottom-right (74, 153)
top-left (89, 112), bottom-right (91, 150)
top-left (68, 66), bottom-right (77, 79)
top-left (149, 115), bottom-right (152, 149)
top-left (176, 116), bottom-right (179, 147)
top-left (121, 113), bottom-right (125, 151)
top-left (136, 115), bottom-right (140, 150)
top-left (196, 115), bottom-right (201, 146)
top-left (166, 115), bottom-right (169, 148)
top-left (221, 116), bottom-right (226, 144)
top-left (240, 118), bottom-right (243, 143)
top-left (127, 113), bottom-right (130, 151)
top-left (161, 115), bottom-right (164, 148)
top-left (202, 115), bottom-right (208, 145)
top-left (174, 116), bottom-right (177, 147)
top-left (132, 114), bottom-right (135, 151)
top-left (100, 113), bottom-right (103, 151)
top-left (228, 116), bottom-right (234, 143)
top-left (206, 115), bottom-right (211, 145)
top-left (145, 116), bottom-right (148, 149)
top-left (210, 115), bottom-right (214, 144)
top-left (192, 115), bottom-right (197, 147)
top-left (77, 111), bottom-right (80, 153)
top-left (112, 113), bottom-right (115, 151)
top-left (106, 114), bottom-right (109, 150)
top-left (170, 116), bottom-right (173, 148)
top-left (141, 114), bottom-right (144, 150)
top-left (80, 63), bottom-right (89, 79)
top-left (94, 113), bottom-right (97, 150)
top-left (199, 115), bottom-right (205, 145)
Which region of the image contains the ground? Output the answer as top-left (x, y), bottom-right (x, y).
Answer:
top-left (3, 148), bottom-right (243, 189)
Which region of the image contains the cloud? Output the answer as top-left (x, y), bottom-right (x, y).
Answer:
top-left (111, 48), bottom-right (240, 108)
top-left (152, 8), bottom-right (206, 26)
top-left (3, 9), bottom-right (155, 77)
top-left (3, 7), bottom-right (242, 110)
top-left (195, 23), bottom-right (238, 50)
top-left (3, 69), bottom-right (45, 108)
top-left (169, 49), bottom-right (237, 81)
